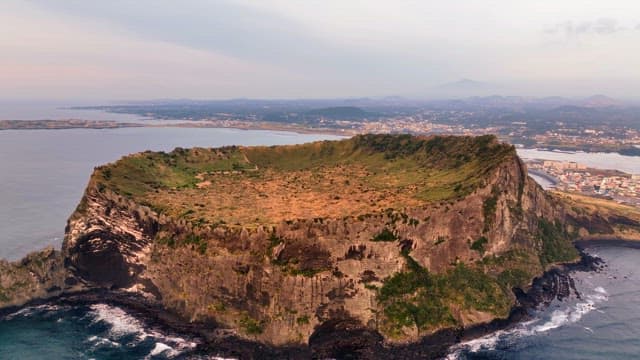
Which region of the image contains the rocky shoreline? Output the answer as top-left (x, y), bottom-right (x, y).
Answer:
top-left (0, 248), bottom-right (604, 360)
top-left (3, 135), bottom-right (636, 359)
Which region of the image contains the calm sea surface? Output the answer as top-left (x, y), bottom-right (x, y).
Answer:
top-left (1, 124), bottom-right (639, 359)
top-left (518, 148), bottom-right (640, 174)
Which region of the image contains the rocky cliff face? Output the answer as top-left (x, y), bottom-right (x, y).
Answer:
top-left (59, 135), bottom-right (571, 345)
top-left (1, 134), bottom-right (634, 353)
top-left (0, 247), bottom-right (73, 309)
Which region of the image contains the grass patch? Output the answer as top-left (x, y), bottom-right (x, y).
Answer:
top-left (239, 314), bottom-right (265, 335)
top-left (157, 236), bottom-right (176, 248)
top-left (94, 146), bottom-right (255, 198)
top-left (296, 315), bottom-right (310, 325)
top-left (184, 234), bottom-right (207, 255)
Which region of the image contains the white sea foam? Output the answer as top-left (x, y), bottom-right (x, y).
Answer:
top-left (88, 303), bottom-right (198, 355)
top-left (5, 304), bottom-right (64, 320)
top-left (146, 342), bottom-right (181, 359)
top-left (89, 304), bottom-right (146, 339)
top-left (446, 285), bottom-right (609, 359)
top-left (86, 335), bottom-right (121, 348)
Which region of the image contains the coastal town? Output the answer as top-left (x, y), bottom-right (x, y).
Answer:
top-left (526, 159), bottom-right (640, 206)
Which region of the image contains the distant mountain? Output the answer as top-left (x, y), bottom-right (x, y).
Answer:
top-left (423, 94), bottom-right (626, 111)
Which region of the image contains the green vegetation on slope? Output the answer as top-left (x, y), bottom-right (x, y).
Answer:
top-left (376, 244), bottom-right (558, 337)
top-left (239, 314), bottom-right (265, 335)
top-left (94, 146), bottom-right (253, 198)
top-left (482, 187), bottom-right (499, 233)
top-left (538, 218), bottom-right (579, 266)
top-left (478, 250), bottom-right (541, 290)
top-left (377, 250), bottom-right (513, 337)
top-left (470, 236), bottom-right (489, 254)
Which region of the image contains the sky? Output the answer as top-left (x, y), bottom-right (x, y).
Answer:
top-left (1, 0), bottom-right (640, 100)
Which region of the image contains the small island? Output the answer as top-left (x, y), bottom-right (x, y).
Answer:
top-left (1, 134), bottom-right (638, 359)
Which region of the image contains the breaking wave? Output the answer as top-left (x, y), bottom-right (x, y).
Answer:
top-left (5, 304), bottom-right (67, 320)
top-left (446, 285), bottom-right (609, 359)
top-left (87, 303), bottom-right (198, 358)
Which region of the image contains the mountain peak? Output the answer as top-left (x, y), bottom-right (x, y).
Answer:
top-left (432, 79), bottom-right (499, 98)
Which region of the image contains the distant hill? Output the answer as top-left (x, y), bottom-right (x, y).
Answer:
top-left (305, 106), bottom-right (370, 119)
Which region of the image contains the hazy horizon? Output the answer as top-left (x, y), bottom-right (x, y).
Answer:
top-left (2, 1), bottom-right (640, 101)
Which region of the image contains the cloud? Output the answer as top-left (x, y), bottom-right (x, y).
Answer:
top-left (545, 18), bottom-right (627, 36)
top-left (23, 0), bottom-right (452, 88)
top-left (25, 1), bottom-right (322, 66)
top-left (6, 0), bottom-right (640, 99)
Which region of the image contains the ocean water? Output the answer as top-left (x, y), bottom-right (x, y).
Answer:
top-left (517, 148), bottom-right (640, 174)
top-left (0, 303), bottom-right (199, 360)
top-left (448, 245), bottom-right (640, 359)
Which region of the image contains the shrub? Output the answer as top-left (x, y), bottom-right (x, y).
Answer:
top-left (296, 315), bottom-right (310, 325)
top-left (372, 228), bottom-right (397, 242)
top-left (482, 189), bottom-right (499, 232)
top-left (239, 315), bottom-right (264, 335)
top-left (470, 237), bottom-right (489, 254)
top-left (538, 219), bottom-right (579, 266)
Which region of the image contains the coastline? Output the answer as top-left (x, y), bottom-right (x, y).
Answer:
top-left (0, 119), bottom-right (355, 138)
top-left (0, 129), bottom-right (637, 358)
top-left (155, 120), bottom-right (356, 138)
top-left (0, 249), bottom-right (605, 360)
top-left (3, 118), bottom-right (638, 157)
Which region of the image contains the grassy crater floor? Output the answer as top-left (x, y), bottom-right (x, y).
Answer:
top-left (92, 134), bottom-right (515, 227)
